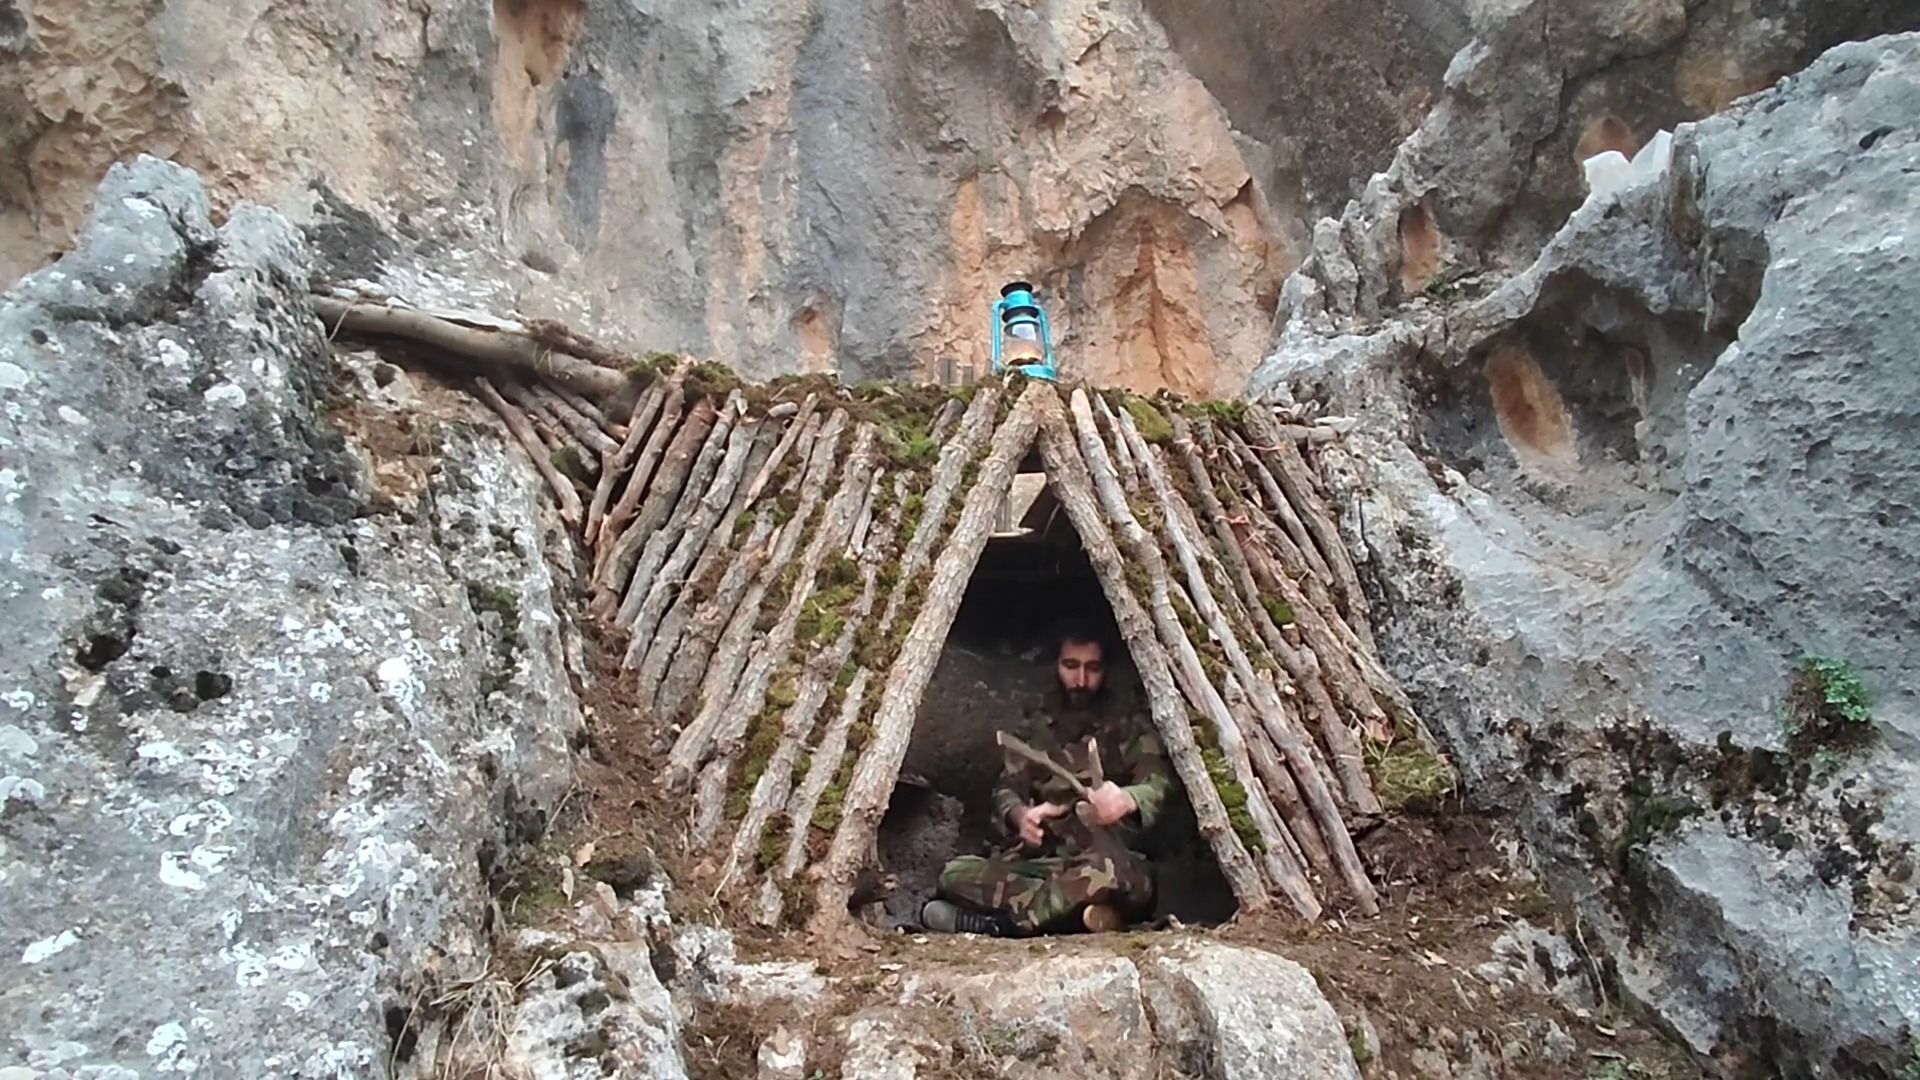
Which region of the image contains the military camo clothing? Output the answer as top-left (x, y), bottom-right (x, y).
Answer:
top-left (937, 687), bottom-right (1173, 932)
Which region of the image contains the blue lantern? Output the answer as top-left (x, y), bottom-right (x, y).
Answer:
top-left (991, 281), bottom-right (1058, 383)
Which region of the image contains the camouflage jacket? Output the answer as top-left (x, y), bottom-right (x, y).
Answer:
top-left (990, 686), bottom-right (1173, 854)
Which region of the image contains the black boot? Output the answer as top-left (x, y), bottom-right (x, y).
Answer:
top-left (921, 899), bottom-right (1013, 937)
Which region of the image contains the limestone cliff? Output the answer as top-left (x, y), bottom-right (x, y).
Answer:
top-left (1256, 30), bottom-right (1920, 1076)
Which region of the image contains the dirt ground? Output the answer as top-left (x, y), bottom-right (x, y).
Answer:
top-left (523, 620), bottom-right (1699, 1080)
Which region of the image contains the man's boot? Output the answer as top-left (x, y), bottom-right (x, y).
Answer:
top-left (1081, 903), bottom-right (1125, 933)
top-left (922, 899), bottom-right (1012, 937)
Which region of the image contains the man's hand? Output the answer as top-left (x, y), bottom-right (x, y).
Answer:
top-left (1011, 802), bottom-right (1070, 847)
top-left (1085, 782), bottom-right (1137, 827)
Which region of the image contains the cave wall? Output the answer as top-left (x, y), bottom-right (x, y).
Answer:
top-left (0, 0), bottom-right (1475, 395)
top-left (1253, 33), bottom-right (1920, 1075)
top-left (0, 158), bottom-right (587, 1075)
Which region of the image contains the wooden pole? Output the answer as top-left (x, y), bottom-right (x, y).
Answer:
top-left (471, 376), bottom-right (582, 526)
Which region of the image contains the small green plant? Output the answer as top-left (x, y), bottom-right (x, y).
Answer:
top-left (1785, 655), bottom-right (1873, 750)
top-left (1346, 1024), bottom-right (1375, 1067)
top-left (1899, 1034), bottom-right (1920, 1080)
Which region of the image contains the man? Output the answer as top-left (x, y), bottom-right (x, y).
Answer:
top-left (922, 623), bottom-right (1172, 936)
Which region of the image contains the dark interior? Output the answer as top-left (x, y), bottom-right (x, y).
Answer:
top-left (875, 468), bottom-right (1237, 931)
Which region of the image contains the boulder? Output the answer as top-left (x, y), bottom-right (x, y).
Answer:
top-left (0, 157), bottom-right (586, 1076)
top-left (1138, 942), bottom-right (1361, 1080)
top-left (1252, 33), bottom-right (1920, 1073)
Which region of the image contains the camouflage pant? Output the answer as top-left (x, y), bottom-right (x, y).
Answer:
top-left (937, 846), bottom-right (1155, 933)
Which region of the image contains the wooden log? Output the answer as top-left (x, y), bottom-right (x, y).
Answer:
top-left (689, 427), bottom-right (879, 840)
top-left (1220, 458), bottom-right (1395, 752)
top-left (741, 393), bottom-right (821, 506)
top-left (759, 668), bottom-right (870, 926)
top-left (531, 382), bottom-right (620, 456)
top-left (1064, 390), bottom-right (1317, 917)
top-left (588, 381), bottom-right (668, 547)
top-left (1225, 678), bottom-right (1329, 876)
top-left (1092, 392), bottom-right (1142, 493)
top-left (591, 397), bottom-right (718, 619)
top-left (763, 391), bottom-right (1000, 918)
top-left (594, 378), bottom-right (688, 582)
top-left (621, 418), bottom-right (763, 663)
top-left (509, 380), bottom-right (598, 479)
top-left (926, 397), bottom-right (966, 445)
top-left (1180, 420), bottom-right (1381, 814)
top-left (1242, 407), bottom-right (1375, 650)
top-left (1119, 407), bottom-right (1378, 916)
top-left (612, 392), bottom-right (743, 627)
top-left (1232, 425), bottom-right (1335, 588)
top-left (312, 296), bottom-right (630, 403)
top-left (471, 376), bottom-right (582, 526)
top-left (625, 416), bottom-right (783, 679)
top-left (545, 379), bottom-right (615, 434)
top-left (1033, 409), bottom-right (1269, 908)
top-left (874, 386), bottom-right (1002, 628)
top-left (523, 316), bottom-right (638, 370)
top-left (811, 385), bottom-right (1053, 926)
top-left (664, 412), bottom-right (850, 788)
top-left (650, 512), bottom-right (775, 717)
top-left (845, 472), bottom-right (881, 557)
top-left (721, 473), bottom-right (905, 885)
top-left (1148, 445), bottom-right (1346, 810)
top-left (642, 412), bottom-right (824, 715)
top-left (1215, 459), bottom-right (1384, 811)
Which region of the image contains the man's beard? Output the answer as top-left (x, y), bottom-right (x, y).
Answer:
top-left (1062, 686), bottom-right (1098, 709)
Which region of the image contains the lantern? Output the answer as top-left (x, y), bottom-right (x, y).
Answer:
top-left (991, 281), bottom-right (1058, 383)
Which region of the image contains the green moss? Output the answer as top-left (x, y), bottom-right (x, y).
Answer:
top-left (1119, 393), bottom-right (1174, 445)
top-left (1785, 655), bottom-right (1875, 750)
top-left (811, 759), bottom-right (855, 833)
top-left (626, 351), bottom-right (675, 381)
top-left (758, 821), bottom-right (788, 871)
top-left (465, 581), bottom-right (520, 621)
top-left (1204, 747), bottom-right (1261, 853)
top-left (465, 580), bottom-right (524, 697)
top-left (729, 703), bottom-right (787, 822)
top-left (505, 876), bottom-right (570, 921)
top-left (684, 360), bottom-right (743, 402)
top-left (1346, 1025), bottom-right (1374, 1067)
top-left (1607, 775), bottom-right (1700, 872)
top-left (766, 677), bottom-right (799, 712)
top-left (1189, 715), bottom-right (1261, 852)
top-left (550, 446), bottom-right (594, 487)
top-left (1184, 399), bottom-right (1247, 427)
top-left (772, 492), bottom-right (800, 527)
top-left (731, 510), bottom-right (758, 541)
top-left (1262, 596), bottom-right (1295, 627)
top-left (820, 553), bottom-right (859, 589)
top-left (1364, 738), bottom-right (1455, 811)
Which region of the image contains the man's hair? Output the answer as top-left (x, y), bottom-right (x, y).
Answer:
top-left (1048, 616), bottom-right (1108, 658)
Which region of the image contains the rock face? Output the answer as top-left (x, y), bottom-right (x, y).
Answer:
top-left (0, 157), bottom-right (585, 1076)
top-left (1253, 33), bottom-right (1920, 1074)
top-left (846, 940), bottom-right (1360, 1080)
top-left (0, 0), bottom-right (1475, 393)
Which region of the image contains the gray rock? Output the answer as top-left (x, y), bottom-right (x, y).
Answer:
top-left (0, 157), bottom-right (585, 1076)
top-left (1253, 33), bottom-right (1920, 1074)
top-left (1138, 941), bottom-right (1361, 1080)
top-left (901, 953), bottom-right (1151, 1080)
top-left (756, 1025), bottom-right (806, 1080)
top-left (1275, 0), bottom-right (1920, 334)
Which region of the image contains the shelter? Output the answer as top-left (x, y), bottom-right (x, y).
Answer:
top-left (316, 296), bottom-right (1450, 933)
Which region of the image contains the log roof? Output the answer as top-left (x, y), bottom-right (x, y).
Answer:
top-left (316, 294), bottom-right (1452, 930)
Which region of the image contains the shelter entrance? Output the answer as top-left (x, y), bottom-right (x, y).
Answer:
top-left (874, 458), bottom-right (1237, 932)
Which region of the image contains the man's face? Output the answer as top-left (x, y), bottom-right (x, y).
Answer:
top-left (1056, 639), bottom-right (1105, 708)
